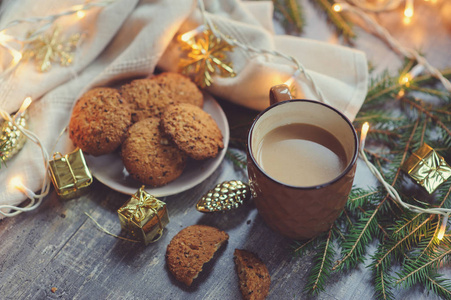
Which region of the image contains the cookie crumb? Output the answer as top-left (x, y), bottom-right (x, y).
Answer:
top-left (51, 287), bottom-right (57, 293)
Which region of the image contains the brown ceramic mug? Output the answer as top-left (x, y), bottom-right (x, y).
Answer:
top-left (247, 85), bottom-right (358, 240)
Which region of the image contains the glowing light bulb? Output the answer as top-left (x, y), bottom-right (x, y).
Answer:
top-left (10, 176), bottom-right (24, 190)
top-left (14, 97), bottom-right (32, 121)
top-left (333, 4), bottom-right (343, 12)
top-left (284, 77), bottom-right (295, 87)
top-left (10, 176), bottom-right (36, 199)
top-left (12, 49), bottom-right (22, 65)
top-left (438, 214), bottom-right (449, 240)
top-left (180, 25), bottom-right (205, 43)
top-left (77, 10), bottom-right (86, 19)
top-left (284, 69), bottom-right (300, 87)
top-left (404, 0), bottom-right (414, 18)
top-left (0, 31), bottom-right (12, 43)
top-left (360, 122), bottom-right (369, 152)
top-left (20, 97), bottom-right (32, 112)
top-left (399, 74), bottom-right (412, 86)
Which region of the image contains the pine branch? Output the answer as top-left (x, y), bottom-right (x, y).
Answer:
top-left (396, 242), bottom-right (451, 286)
top-left (415, 217), bottom-right (440, 260)
top-left (401, 96), bottom-right (451, 137)
top-left (225, 148), bottom-right (247, 170)
top-left (392, 213), bottom-right (423, 237)
top-left (293, 236), bottom-right (320, 256)
top-left (304, 229), bottom-right (335, 295)
top-left (333, 208), bottom-right (380, 271)
top-left (375, 217), bottom-right (432, 269)
top-left (309, 0), bottom-right (355, 39)
top-left (425, 274), bottom-right (451, 300)
top-left (373, 263), bottom-right (395, 300)
top-left (272, 0), bottom-right (306, 34)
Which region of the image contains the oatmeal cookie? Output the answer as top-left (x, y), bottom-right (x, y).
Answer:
top-left (120, 78), bottom-right (175, 123)
top-left (121, 118), bottom-right (186, 186)
top-left (69, 87), bottom-right (131, 156)
top-left (166, 225), bottom-right (229, 286)
top-left (161, 103), bottom-right (224, 160)
top-left (234, 249), bottom-right (271, 300)
top-left (154, 72), bottom-right (203, 107)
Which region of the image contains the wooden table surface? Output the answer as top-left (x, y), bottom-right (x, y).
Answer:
top-left (1, 1), bottom-right (451, 299)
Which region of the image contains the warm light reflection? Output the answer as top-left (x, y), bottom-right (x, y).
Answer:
top-left (11, 48), bottom-right (22, 65)
top-left (399, 74), bottom-right (412, 86)
top-left (10, 176), bottom-right (24, 190)
top-left (438, 214), bottom-right (449, 240)
top-left (16, 97), bottom-right (32, 116)
top-left (77, 10), bottom-right (86, 19)
top-left (404, 0), bottom-right (414, 17)
top-left (284, 76), bottom-right (295, 87)
top-left (180, 26), bottom-right (205, 42)
top-left (0, 31), bottom-right (12, 43)
top-left (332, 4), bottom-right (342, 12)
top-left (360, 122), bottom-right (369, 152)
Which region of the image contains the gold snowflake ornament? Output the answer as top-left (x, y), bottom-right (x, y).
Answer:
top-left (179, 28), bottom-right (236, 88)
top-left (23, 27), bottom-right (81, 72)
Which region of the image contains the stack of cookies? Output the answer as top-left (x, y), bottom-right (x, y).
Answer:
top-left (69, 72), bottom-right (224, 187)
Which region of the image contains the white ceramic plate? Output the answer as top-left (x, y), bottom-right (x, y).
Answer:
top-left (85, 94), bottom-right (229, 196)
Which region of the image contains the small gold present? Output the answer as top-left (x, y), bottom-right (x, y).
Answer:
top-left (118, 186), bottom-right (169, 245)
top-left (402, 144), bottom-right (451, 194)
top-left (48, 148), bottom-right (93, 199)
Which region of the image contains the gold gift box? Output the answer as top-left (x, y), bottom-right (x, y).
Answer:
top-left (48, 148), bottom-right (93, 199)
top-left (118, 186), bottom-right (169, 245)
top-left (402, 143), bottom-right (451, 194)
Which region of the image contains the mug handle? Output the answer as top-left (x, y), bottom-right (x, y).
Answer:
top-left (269, 84), bottom-right (293, 105)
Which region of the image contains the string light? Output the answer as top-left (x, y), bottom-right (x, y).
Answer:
top-left (404, 0), bottom-right (414, 18)
top-left (438, 214), bottom-right (449, 240)
top-left (0, 0), bottom-right (115, 75)
top-left (334, 2), bottom-right (451, 92)
top-left (359, 123), bottom-right (451, 243)
top-left (360, 122), bottom-right (369, 152)
top-left (180, 25), bottom-right (205, 43)
top-left (283, 69), bottom-right (301, 88)
top-left (333, 4), bottom-right (343, 12)
top-left (77, 10), bottom-right (86, 19)
top-left (193, 0), bottom-right (329, 104)
top-left (14, 97), bottom-right (32, 120)
top-left (399, 64), bottom-right (425, 86)
top-left (10, 176), bottom-right (37, 200)
top-left (0, 97), bottom-right (51, 217)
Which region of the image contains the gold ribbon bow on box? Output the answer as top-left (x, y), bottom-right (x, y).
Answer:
top-left (402, 144), bottom-right (451, 194)
top-left (118, 186), bottom-right (169, 245)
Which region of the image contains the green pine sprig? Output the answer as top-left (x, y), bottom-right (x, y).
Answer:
top-left (425, 273), bottom-right (451, 300)
top-left (334, 208), bottom-right (380, 271)
top-left (309, 0), bottom-right (355, 40)
top-left (272, 0), bottom-right (306, 35)
top-left (225, 148), bottom-right (247, 170)
top-left (303, 229), bottom-right (335, 295)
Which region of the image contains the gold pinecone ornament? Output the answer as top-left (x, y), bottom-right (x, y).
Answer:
top-left (196, 180), bottom-right (251, 213)
top-left (0, 113), bottom-right (28, 164)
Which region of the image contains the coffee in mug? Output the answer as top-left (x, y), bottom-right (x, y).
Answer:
top-left (255, 123), bottom-right (347, 187)
top-left (246, 85), bottom-right (358, 240)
